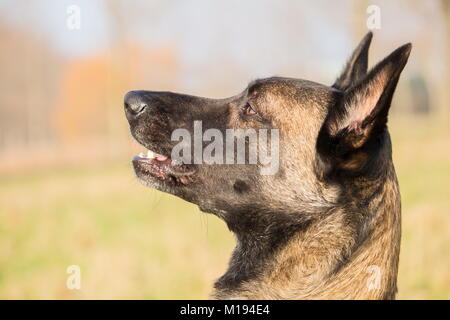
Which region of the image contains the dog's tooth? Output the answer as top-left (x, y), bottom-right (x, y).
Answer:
top-left (156, 154), bottom-right (168, 161)
top-left (147, 150), bottom-right (155, 158)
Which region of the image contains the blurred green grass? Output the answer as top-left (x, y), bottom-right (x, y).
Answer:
top-left (0, 162), bottom-right (234, 299)
top-left (0, 116), bottom-right (449, 299)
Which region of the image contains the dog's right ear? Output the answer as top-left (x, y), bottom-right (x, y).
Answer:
top-left (317, 42), bottom-right (412, 175)
top-left (332, 32), bottom-right (373, 91)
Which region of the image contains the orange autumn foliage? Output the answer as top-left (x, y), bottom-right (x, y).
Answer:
top-left (54, 44), bottom-right (178, 144)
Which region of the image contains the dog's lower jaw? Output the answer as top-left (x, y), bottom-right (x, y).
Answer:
top-left (212, 171), bottom-right (401, 300)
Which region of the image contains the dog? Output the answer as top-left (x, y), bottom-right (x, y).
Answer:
top-left (124, 32), bottom-right (411, 299)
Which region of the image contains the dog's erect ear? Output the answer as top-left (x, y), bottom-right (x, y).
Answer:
top-left (332, 32), bottom-right (373, 91)
top-left (318, 43), bottom-right (412, 172)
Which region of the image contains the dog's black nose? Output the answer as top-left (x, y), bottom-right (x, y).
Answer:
top-left (124, 91), bottom-right (148, 120)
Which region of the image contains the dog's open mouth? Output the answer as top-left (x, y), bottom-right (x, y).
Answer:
top-left (132, 149), bottom-right (196, 185)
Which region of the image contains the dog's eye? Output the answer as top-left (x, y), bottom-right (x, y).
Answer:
top-left (243, 103), bottom-right (257, 116)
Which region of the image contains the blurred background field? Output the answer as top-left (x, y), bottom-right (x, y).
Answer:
top-left (0, 0), bottom-right (449, 299)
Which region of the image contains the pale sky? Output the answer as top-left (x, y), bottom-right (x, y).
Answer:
top-left (0, 0), bottom-right (445, 92)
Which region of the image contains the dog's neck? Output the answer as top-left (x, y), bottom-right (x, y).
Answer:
top-left (213, 163), bottom-right (401, 300)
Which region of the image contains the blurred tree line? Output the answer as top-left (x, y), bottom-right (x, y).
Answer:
top-left (0, 22), bottom-right (62, 150)
top-left (0, 24), bottom-right (179, 156)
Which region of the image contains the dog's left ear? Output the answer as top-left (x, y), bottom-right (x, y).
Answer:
top-left (332, 32), bottom-right (373, 90)
top-left (318, 43), bottom-right (412, 172)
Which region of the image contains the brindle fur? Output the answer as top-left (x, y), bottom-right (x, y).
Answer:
top-left (124, 32), bottom-right (411, 300)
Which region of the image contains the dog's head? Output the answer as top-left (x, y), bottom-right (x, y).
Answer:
top-left (125, 33), bottom-right (410, 229)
